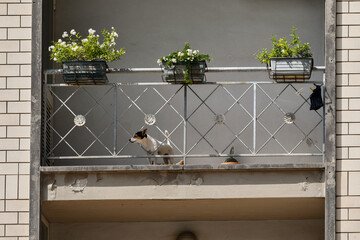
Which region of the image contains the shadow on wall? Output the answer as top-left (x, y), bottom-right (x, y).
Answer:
top-left (50, 220), bottom-right (325, 240)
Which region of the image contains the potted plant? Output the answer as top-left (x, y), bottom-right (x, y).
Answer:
top-left (255, 27), bottom-right (313, 82)
top-left (221, 146), bottom-right (239, 165)
top-left (48, 27), bottom-right (125, 85)
top-left (157, 43), bottom-right (211, 84)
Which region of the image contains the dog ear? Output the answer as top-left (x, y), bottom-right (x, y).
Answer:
top-left (142, 128), bottom-right (148, 135)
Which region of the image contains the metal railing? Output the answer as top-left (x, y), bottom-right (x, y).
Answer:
top-left (43, 66), bottom-right (325, 165)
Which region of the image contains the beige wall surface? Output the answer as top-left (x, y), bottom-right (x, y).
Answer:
top-left (0, 0), bottom-right (31, 239)
top-left (336, 1), bottom-right (360, 239)
top-left (50, 220), bottom-right (324, 240)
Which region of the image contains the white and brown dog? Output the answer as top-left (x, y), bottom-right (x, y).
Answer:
top-left (130, 128), bottom-right (180, 165)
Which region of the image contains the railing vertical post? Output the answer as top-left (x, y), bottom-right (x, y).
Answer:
top-left (42, 74), bottom-right (48, 166)
top-left (322, 72), bottom-right (326, 163)
top-left (183, 85), bottom-right (187, 164)
top-left (113, 85), bottom-right (117, 155)
top-left (253, 83), bottom-right (257, 154)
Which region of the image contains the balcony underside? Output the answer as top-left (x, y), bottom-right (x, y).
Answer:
top-left (42, 198), bottom-right (324, 223)
top-left (41, 165), bottom-right (324, 222)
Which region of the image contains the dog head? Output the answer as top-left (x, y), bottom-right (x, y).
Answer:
top-left (129, 128), bottom-right (147, 143)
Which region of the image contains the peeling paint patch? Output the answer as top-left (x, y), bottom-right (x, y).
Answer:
top-left (50, 180), bottom-right (57, 191)
top-left (31, 96), bottom-right (38, 103)
top-left (146, 177), bottom-right (160, 185)
top-left (48, 180), bottom-right (57, 199)
top-left (191, 177), bottom-right (204, 186)
top-left (70, 178), bottom-right (88, 193)
top-left (145, 173), bottom-right (187, 186)
top-left (96, 174), bottom-right (103, 182)
top-left (64, 173), bottom-right (88, 185)
top-left (299, 182), bottom-right (309, 191)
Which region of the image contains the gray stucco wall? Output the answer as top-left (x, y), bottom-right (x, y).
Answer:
top-left (53, 0), bottom-right (324, 70)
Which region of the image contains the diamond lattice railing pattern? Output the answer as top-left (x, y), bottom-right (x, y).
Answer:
top-left (43, 82), bottom-right (324, 165)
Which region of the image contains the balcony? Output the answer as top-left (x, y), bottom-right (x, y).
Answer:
top-left (42, 66), bottom-right (326, 168)
top-left (39, 66), bottom-right (327, 239)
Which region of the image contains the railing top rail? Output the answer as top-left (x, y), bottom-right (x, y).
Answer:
top-left (45, 81), bottom-right (324, 87)
top-left (44, 66), bottom-right (326, 75)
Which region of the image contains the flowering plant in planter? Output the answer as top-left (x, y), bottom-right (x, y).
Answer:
top-left (49, 27), bottom-right (125, 63)
top-left (157, 43), bottom-right (211, 84)
top-left (48, 28), bottom-right (125, 84)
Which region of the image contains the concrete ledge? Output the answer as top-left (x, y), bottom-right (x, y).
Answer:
top-left (40, 163), bottom-right (325, 174)
top-left (41, 169), bottom-right (325, 201)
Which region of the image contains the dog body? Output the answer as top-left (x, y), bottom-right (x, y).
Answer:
top-left (129, 129), bottom-right (175, 165)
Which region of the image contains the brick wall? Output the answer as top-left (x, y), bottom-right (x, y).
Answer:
top-left (336, 1), bottom-right (360, 239)
top-left (0, 0), bottom-right (31, 239)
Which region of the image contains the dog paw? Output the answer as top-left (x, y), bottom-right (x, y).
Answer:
top-left (176, 160), bottom-right (184, 165)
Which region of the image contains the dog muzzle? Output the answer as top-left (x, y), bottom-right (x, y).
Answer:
top-left (129, 138), bottom-right (137, 143)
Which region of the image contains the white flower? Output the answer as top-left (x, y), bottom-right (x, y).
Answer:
top-left (157, 59), bottom-right (162, 65)
top-left (187, 49), bottom-right (193, 56)
top-left (111, 27), bottom-right (114, 30)
top-left (114, 32), bottom-right (118, 37)
top-left (53, 57), bottom-right (57, 61)
top-left (100, 44), bottom-right (104, 48)
top-left (60, 42), bottom-right (66, 46)
top-left (96, 35), bottom-right (99, 38)
top-left (70, 29), bottom-right (76, 35)
top-left (71, 46), bottom-right (78, 51)
top-left (62, 31), bottom-right (68, 38)
top-left (82, 39), bottom-right (88, 43)
top-left (172, 58), bottom-right (177, 63)
top-left (48, 45), bottom-right (55, 51)
top-left (193, 50), bottom-right (199, 55)
top-left (88, 28), bottom-right (96, 35)
top-left (281, 49), bottom-right (285, 53)
top-left (178, 52), bottom-right (184, 57)
top-left (58, 39), bottom-right (62, 43)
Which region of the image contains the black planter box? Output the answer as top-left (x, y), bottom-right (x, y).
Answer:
top-left (268, 57), bottom-right (313, 82)
top-left (162, 60), bottom-right (207, 84)
top-left (62, 61), bottom-right (108, 85)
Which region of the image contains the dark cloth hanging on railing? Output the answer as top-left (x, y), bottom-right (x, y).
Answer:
top-left (310, 85), bottom-right (324, 111)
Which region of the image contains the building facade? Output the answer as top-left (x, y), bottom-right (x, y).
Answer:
top-left (0, 0), bottom-right (358, 239)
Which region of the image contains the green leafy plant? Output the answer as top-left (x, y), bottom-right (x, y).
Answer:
top-left (157, 43), bottom-right (211, 84)
top-left (49, 28), bottom-right (125, 63)
top-left (224, 146), bottom-right (238, 163)
top-left (255, 27), bottom-right (312, 65)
